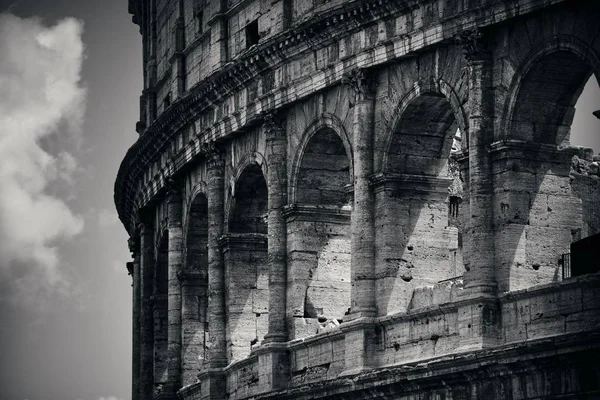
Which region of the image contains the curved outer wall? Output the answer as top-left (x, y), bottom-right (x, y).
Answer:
top-left (118, 1), bottom-right (600, 399)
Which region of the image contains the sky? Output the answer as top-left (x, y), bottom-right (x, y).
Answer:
top-left (0, 2), bottom-right (597, 400)
top-left (0, 1), bottom-right (140, 399)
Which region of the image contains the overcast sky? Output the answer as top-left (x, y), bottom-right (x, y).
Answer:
top-left (0, 2), bottom-right (597, 400)
top-left (0, 1), bottom-right (140, 399)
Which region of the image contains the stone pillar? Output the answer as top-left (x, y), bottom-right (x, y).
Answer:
top-left (458, 29), bottom-right (496, 293)
top-left (337, 69), bottom-right (378, 376)
top-left (129, 235), bottom-right (141, 400)
top-left (455, 29), bottom-right (499, 351)
top-left (163, 186), bottom-right (184, 398)
top-left (263, 112), bottom-right (288, 343)
top-left (180, 271), bottom-right (207, 387)
top-left (171, 0), bottom-right (186, 98)
top-left (207, 0), bottom-right (227, 72)
top-left (139, 219), bottom-right (155, 400)
top-left (344, 68), bottom-right (377, 318)
top-left (206, 144), bottom-right (227, 368)
top-left (198, 142), bottom-right (227, 399)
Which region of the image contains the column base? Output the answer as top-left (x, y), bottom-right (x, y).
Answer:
top-left (456, 293), bottom-right (500, 352)
top-left (339, 317), bottom-right (378, 375)
top-left (197, 368), bottom-right (226, 400)
top-left (262, 332), bottom-right (287, 344)
top-left (345, 307), bottom-right (378, 322)
top-left (155, 382), bottom-right (180, 400)
top-left (256, 342), bottom-right (290, 391)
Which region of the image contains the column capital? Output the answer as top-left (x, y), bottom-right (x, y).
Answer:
top-left (202, 141), bottom-right (225, 171)
top-left (342, 68), bottom-right (377, 102)
top-left (165, 178), bottom-right (183, 203)
top-left (456, 28), bottom-right (491, 64)
top-left (263, 111), bottom-right (286, 142)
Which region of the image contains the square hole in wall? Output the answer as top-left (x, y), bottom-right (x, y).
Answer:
top-left (245, 19), bottom-right (259, 49)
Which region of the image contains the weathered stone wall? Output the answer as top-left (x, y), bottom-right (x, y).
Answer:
top-left (121, 1), bottom-right (600, 399)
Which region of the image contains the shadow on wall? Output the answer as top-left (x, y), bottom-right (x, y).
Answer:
top-left (288, 128), bottom-right (352, 339)
top-left (223, 163), bottom-right (269, 363)
top-left (495, 50), bottom-right (600, 293)
top-left (376, 92), bottom-right (465, 316)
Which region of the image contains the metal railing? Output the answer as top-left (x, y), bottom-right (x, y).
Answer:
top-left (559, 253), bottom-right (571, 279)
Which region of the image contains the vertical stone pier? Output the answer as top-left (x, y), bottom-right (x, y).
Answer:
top-left (346, 68), bottom-right (378, 318)
top-left (260, 112), bottom-right (291, 390)
top-left (456, 29), bottom-right (500, 351)
top-left (139, 219), bottom-right (155, 399)
top-left (130, 236), bottom-right (141, 400)
top-left (164, 186), bottom-right (183, 398)
top-left (340, 69), bottom-right (378, 376)
top-left (201, 143), bottom-right (227, 398)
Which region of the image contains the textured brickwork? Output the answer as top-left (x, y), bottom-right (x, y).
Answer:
top-left (121, 1), bottom-right (600, 399)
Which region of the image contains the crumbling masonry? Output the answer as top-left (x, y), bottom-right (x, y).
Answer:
top-left (117, 0), bottom-right (600, 399)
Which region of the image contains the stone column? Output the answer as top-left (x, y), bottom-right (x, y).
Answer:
top-left (139, 219), bottom-right (155, 400)
top-left (129, 235), bottom-right (141, 400)
top-left (263, 112), bottom-right (288, 343)
top-left (164, 185), bottom-right (184, 398)
top-left (206, 143), bottom-right (227, 368)
top-left (460, 30), bottom-right (496, 294)
top-left (455, 29), bottom-right (499, 351)
top-left (344, 69), bottom-right (377, 318)
top-left (196, 142), bottom-right (227, 399)
top-left (338, 69), bottom-right (378, 376)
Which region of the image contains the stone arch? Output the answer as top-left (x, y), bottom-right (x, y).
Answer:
top-left (183, 181), bottom-right (208, 243)
top-left (290, 114), bottom-right (353, 204)
top-left (381, 78), bottom-right (468, 173)
top-left (286, 114), bottom-right (353, 339)
top-left (181, 189), bottom-right (209, 384)
top-left (375, 78), bottom-right (467, 315)
top-left (222, 160), bottom-right (269, 362)
top-left (502, 35), bottom-right (600, 144)
top-left (225, 151), bottom-right (267, 232)
top-left (495, 35), bottom-right (600, 291)
top-left (228, 161), bottom-right (268, 234)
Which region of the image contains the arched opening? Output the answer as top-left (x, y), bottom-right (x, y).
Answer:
top-left (222, 163), bottom-right (268, 363)
top-left (181, 193), bottom-right (209, 385)
top-left (570, 75), bottom-right (600, 153)
top-left (296, 128), bottom-right (351, 206)
top-left (288, 128), bottom-right (352, 339)
top-left (511, 52), bottom-right (591, 146)
top-left (497, 49), bottom-right (600, 291)
top-left (376, 92), bottom-right (464, 315)
top-left (229, 164), bottom-right (268, 234)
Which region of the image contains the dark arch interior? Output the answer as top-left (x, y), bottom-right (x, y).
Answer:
top-left (386, 92), bottom-right (456, 176)
top-left (187, 193), bottom-right (209, 276)
top-left (512, 51), bottom-right (591, 145)
top-left (296, 128), bottom-right (350, 206)
top-left (229, 163), bottom-right (268, 234)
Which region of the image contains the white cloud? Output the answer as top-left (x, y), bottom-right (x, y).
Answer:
top-left (0, 14), bottom-right (86, 298)
top-left (97, 208), bottom-right (119, 227)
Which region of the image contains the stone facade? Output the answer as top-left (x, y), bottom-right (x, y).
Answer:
top-left (119, 0), bottom-right (600, 399)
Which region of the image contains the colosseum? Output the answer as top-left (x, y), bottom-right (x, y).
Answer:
top-left (117, 0), bottom-right (600, 399)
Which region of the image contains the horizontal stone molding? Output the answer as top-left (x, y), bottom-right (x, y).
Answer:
top-left (489, 139), bottom-right (578, 163)
top-left (369, 172), bottom-right (453, 195)
top-left (283, 204), bottom-right (351, 224)
top-left (218, 233), bottom-right (268, 252)
top-left (117, 0), bottom-right (565, 234)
